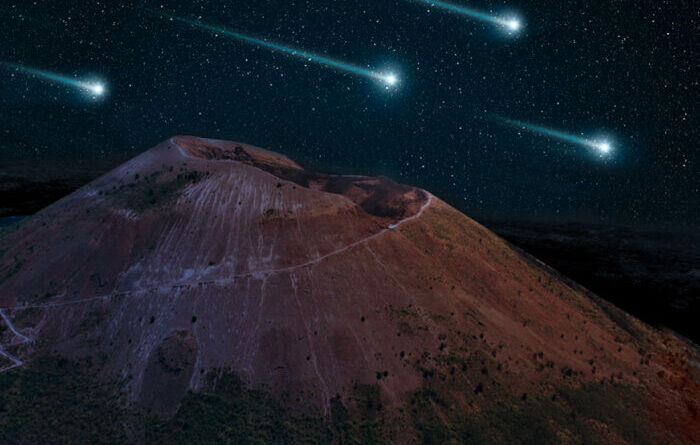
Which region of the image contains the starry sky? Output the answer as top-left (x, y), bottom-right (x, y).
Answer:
top-left (0, 0), bottom-right (697, 226)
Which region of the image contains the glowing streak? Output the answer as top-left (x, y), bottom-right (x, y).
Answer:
top-left (158, 12), bottom-right (397, 85)
top-left (498, 117), bottom-right (613, 154)
top-left (413, 0), bottom-right (522, 31)
top-left (2, 62), bottom-right (105, 96)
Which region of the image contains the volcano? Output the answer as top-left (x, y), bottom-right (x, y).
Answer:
top-left (0, 136), bottom-right (697, 444)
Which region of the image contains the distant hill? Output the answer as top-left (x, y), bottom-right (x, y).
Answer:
top-left (484, 219), bottom-right (700, 344)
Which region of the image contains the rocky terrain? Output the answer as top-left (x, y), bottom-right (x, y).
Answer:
top-left (0, 136), bottom-right (697, 444)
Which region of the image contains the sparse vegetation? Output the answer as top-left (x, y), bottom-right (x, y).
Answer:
top-left (0, 357), bottom-right (389, 444)
top-left (0, 357), bottom-right (133, 444)
top-left (104, 169), bottom-right (207, 213)
top-left (409, 379), bottom-right (654, 445)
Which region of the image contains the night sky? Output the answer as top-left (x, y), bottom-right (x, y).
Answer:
top-left (0, 1), bottom-right (697, 226)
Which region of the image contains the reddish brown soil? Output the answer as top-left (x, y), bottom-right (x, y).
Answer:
top-left (0, 136), bottom-right (697, 443)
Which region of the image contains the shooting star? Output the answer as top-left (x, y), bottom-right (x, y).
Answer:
top-left (412, 0), bottom-right (522, 33)
top-left (155, 11), bottom-right (399, 87)
top-left (2, 62), bottom-right (106, 98)
top-left (496, 117), bottom-right (613, 155)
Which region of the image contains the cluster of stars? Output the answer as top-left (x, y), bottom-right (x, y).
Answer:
top-left (2, 2), bottom-right (615, 160)
top-left (1, 0), bottom-right (695, 225)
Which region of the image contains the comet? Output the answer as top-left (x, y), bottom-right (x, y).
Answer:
top-left (155, 12), bottom-right (398, 87)
top-left (497, 117), bottom-right (613, 155)
top-left (2, 62), bottom-right (106, 97)
top-left (412, 0), bottom-right (522, 33)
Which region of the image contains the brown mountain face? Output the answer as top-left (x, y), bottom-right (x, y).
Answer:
top-left (0, 136), bottom-right (697, 443)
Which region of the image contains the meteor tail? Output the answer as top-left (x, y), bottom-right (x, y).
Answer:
top-left (1, 61), bottom-right (105, 96)
top-left (412, 0), bottom-right (521, 30)
top-left (148, 9), bottom-right (396, 85)
top-left (494, 115), bottom-right (612, 154)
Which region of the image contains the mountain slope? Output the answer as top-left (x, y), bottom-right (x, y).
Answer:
top-left (0, 136), bottom-right (697, 443)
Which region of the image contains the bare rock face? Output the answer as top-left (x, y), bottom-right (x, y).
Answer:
top-left (0, 136), bottom-right (697, 443)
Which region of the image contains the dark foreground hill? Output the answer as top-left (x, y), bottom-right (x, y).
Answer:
top-left (0, 136), bottom-right (697, 444)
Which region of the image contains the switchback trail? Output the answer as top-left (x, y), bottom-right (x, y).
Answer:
top-left (0, 309), bottom-right (31, 373)
top-left (0, 190), bottom-right (434, 312)
top-left (0, 189), bottom-right (432, 373)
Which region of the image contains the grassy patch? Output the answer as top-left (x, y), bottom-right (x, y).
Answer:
top-left (408, 380), bottom-right (654, 445)
top-left (0, 355), bottom-right (654, 444)
top-left (147, 375), bottom-right (388, 444)
top-left (0, 357), bottom-right (134, 444)
top-left (0, 357), bottom-right (388, 444)
top-left (557, 382), bottom-right (652, 444)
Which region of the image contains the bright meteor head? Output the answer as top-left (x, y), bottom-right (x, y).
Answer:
top-left (596, 141), bottom-right (612, 154)
top-left (156, 11), bottom-right (397, 87)
top-left (89, 83), bottom-right (105, 96)
top-left (2, 62), bottom-right (108, 101)
top-left (411, 1), bottom-right (524, 35)
top-left (498, 16), bottom-right (523, 34)
top-left (495, 116), bottom-right (615, 160)
top-left (506, 19), bottom-right (520, 31)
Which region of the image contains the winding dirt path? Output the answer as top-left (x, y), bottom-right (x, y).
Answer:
top-left (0, 188), bottom-right (433, 373)
top-left (0, 309), bottom-right (31, 373)
top-left (2, 192), bottom-right (434, 311)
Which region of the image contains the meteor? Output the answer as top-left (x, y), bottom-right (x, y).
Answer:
top-left (2, 62), bottom-right (106, 97)
top-left (497, 117), bottom-right (613, 155)
top-left (412, 0), bottom-right (522, 33)
top-left (156, 12), bottom-right (398, 87)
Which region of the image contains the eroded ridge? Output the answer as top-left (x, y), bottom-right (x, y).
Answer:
top-left (1, 193), bottom-right (434, 312)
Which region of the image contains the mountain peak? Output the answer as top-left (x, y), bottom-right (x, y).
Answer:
top-left (0, 137), bottom-right (697, 443)
top-left (171, 135), bottom-right (304, 171)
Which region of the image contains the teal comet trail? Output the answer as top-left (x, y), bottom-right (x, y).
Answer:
top-left (158, 12), bottom-right (398, 86)
top-left (412, 0), bottom-right (521, 31)
top-left (497, 117), bottom-right (612, 154)
top-left (2, 62), bottom-right (105, 96)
